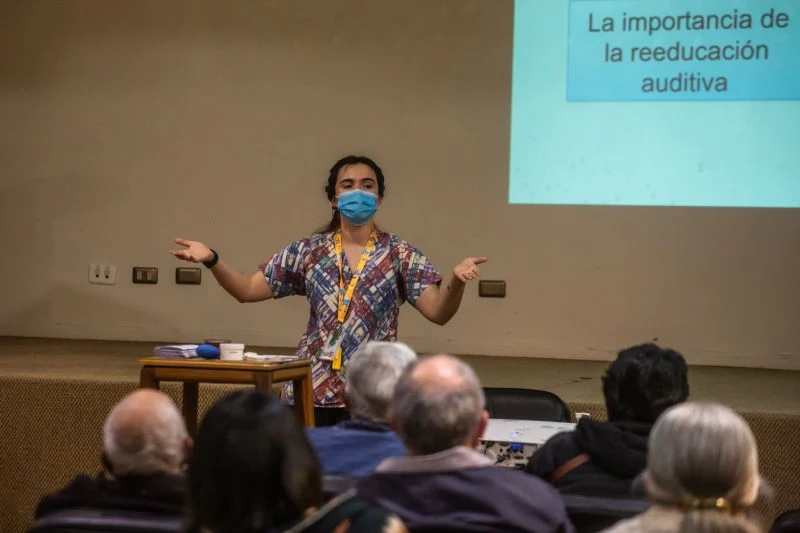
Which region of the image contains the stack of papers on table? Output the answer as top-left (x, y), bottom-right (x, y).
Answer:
top-left (244, 353), bottom-right (300, 362)
top-left (153, 345), bottom-right (198, 358)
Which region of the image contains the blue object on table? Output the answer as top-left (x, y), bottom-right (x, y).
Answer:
top-left (196, 344), bottom-right (220, 359)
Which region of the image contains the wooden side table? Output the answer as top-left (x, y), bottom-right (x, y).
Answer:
top-left (138, 356), bottom-right (315, 434)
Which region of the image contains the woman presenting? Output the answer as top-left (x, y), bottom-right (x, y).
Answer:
top-left (171, 155), bottom-right (486, 424)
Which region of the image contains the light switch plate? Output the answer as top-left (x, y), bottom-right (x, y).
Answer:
top-left (479, 280), bottom-right (506, 298)
top-left (175, 267), bottom-right (201, 285)
top-left (132, 267), bottom-right (158, 284)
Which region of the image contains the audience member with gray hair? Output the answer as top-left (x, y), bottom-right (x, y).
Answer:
top-left (358, 354), bottom-right (575, 533)
top-left (306, 341), bottom-right (417, 477)
top-left (603, 402), bottom-right (764, 533)
top-left (35, 389), bottom-right (190, 519)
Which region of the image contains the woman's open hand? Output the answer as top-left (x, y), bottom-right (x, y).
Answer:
top-left (170, 238), bottom-right (214, 263)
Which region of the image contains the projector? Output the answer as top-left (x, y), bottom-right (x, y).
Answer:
top-left (478, 419), bottom-right (575, 469)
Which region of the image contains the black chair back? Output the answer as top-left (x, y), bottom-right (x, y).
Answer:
top-left (561, 494), bottom-right (649, 533)
top-left (772, 509), bottom-right (800, 533)
top-left (27, 508), bottom-right (182, 533)
top-left (483, 387), bottom-right (571, 422)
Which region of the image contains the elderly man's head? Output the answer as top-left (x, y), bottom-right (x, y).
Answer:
top-left (344, 341), bottom-right (417, 424)
top-left (103, 389), bottom-right (190, 476)
top-left (390, 354), bottom-right (488, 455)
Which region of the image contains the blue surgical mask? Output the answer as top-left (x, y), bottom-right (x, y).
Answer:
top-left (337, 189), bottom-right (378, 226)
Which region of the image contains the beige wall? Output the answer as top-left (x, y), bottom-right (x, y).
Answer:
top-left (1, 0), bottom-right (798, 369)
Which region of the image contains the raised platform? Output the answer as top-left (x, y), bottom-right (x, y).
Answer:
top-left (2, 337), bottom-right (798, 414)
top-left (0, 336), bottom-right (798, 532)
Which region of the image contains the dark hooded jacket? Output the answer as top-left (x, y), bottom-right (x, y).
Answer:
top-left (525, 419), bottom-right (650, 496)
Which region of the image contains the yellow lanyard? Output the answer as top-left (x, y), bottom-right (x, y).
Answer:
top-left (331, 230), bottom-right (377, 370)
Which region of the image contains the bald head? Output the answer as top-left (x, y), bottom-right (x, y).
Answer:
top-left (408, 354), bottom-right (478, 390)
top-left (391, 354), bottom-right (487, 455)
top-left (103, 389), bottom-right (188, 476)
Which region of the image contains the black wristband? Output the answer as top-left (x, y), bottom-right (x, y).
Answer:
top-left (203, 249), bottom-right (219, 269)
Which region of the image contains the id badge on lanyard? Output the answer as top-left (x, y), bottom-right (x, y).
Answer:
top-left (321, 230), bottom-right (377, 371)
top-left (319, 322), bottom-right (346, 367)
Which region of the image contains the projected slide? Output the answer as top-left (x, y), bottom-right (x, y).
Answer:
top-left (509, 0), bottom-right (800, 207)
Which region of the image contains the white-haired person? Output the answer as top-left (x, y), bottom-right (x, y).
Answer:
top-left (306, 341), bottom-right (416, 477)
top-left (35, 389), bottom-right (191, 519)
top-left (603, 402), bottom-right (765, 533)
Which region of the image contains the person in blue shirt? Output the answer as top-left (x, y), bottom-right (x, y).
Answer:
top-left (306, 341), bottom-right (416, 477)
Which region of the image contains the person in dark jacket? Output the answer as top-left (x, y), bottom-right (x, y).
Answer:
top-left (35, 389), bottom-right (191, 518)
top-left (185, 390), bottom-right (406, 533)
top-left (526, 343), bottom-right (689, 497)
top-left (358, 354), bottom-right (575, 533)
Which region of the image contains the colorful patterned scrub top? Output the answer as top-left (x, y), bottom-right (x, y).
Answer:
top-left (262, 230), bottom-right (442, 407)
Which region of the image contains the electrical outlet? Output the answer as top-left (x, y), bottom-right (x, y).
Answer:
top-left (88, 263), bottom-right (117, 285)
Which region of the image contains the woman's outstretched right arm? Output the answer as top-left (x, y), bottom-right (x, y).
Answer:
top-left (170, 238), bottom-right (273, 303)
